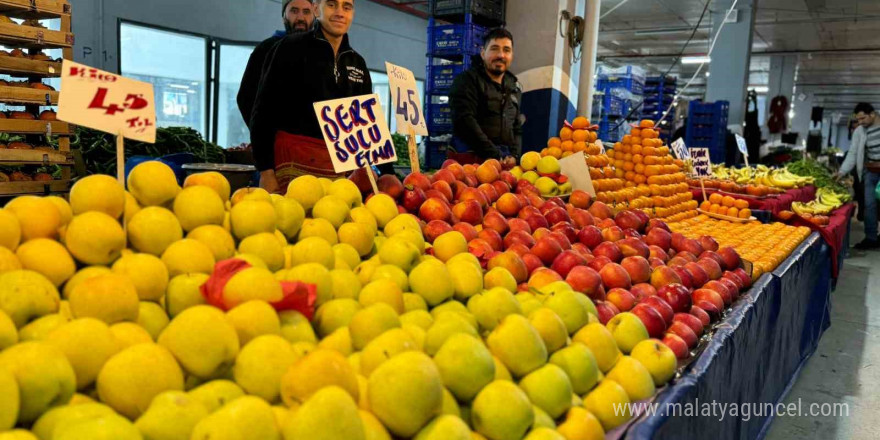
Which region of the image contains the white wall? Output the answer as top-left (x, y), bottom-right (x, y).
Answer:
top-left (71, 0), bottom-right (428, 77)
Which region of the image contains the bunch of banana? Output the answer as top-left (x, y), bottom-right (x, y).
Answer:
top-left (817, 187), bottom-right (850, 206)
top-left (767, 168), bottom-right (813, 189)
top-left (792, 201), bottom-right (833, 216)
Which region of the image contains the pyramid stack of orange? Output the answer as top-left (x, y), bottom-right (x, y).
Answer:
top-left (541, 116), bottom-right (610, 168)
top-left (699, 193), bottom-right (753, 219)
top-left (597, 120), bottom-right (698, 222)
top-left (670, 215), bottom-right (811, 278)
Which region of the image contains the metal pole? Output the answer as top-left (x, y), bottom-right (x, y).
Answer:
top-left (577, 0), bottom-right (601, 117)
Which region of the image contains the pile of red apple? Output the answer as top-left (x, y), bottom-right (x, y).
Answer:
top-left (375, 159), bottom-right (753, 360)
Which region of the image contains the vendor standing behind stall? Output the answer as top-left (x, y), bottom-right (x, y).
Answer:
top-left (449, 28), bottom-right (522, 168)
top-left (837, 102), bottom-right (880, 250)
top-left (250, 0), bottom-right (371, 193)
top-left (237, 0), bottom-right (315, 128)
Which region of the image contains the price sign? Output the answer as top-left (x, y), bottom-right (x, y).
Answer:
top-left (313, 94), bottom-right (397, 173)
top-left (57, 60), bottom-right (156, 143)
top-left (386, 62), bottom-right (428, 136)
top-left (559, 152), bottom-right (596, 197)
top-left (690, 148), bottom-right (712, 177)
top-left (735, 134), bottom-right (748, 156)
top-left (671, 138), bottom-right (690, 160)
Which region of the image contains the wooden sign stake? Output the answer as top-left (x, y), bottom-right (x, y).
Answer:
top-left (700, 177), bottom-right (707, 202)
top-left (116, 132), bottom-right (125, 185)
top-left (408, 125), bottom-right (420, 174)
top-left (366, 167), bottom-right (379, 195)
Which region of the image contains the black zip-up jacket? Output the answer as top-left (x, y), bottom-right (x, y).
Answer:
top-left (237, 30), bottom-right (285, 129)
top-left (449, 56), bottom-right (523, 159)
top-left (250, 22), bottom-right (372, 172)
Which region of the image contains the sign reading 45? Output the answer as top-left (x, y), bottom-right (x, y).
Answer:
top-left (386, 62), bottom-right (428, 136)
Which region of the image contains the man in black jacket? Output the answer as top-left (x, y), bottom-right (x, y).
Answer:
top-left (237, 0), bottom-right (315, 128)
top-left (449, 28), bottom-right (523, 167)
top-left (250, 0), bottom-right (372, 193)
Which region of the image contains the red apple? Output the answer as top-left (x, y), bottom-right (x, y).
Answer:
top-left (532, 236), bottom-right (563, 265)
top-left (518, 205), bottom-right (542, 220)
top-left (478, 229), bottom-right (504, 252)
top-left (717, 247), bottom-right (742, 270)
top-left (424, 189), bottom-right (449, 204)
top-left (722, 271), bottom-right (744, 291)
top-left (645, 228), bottom-right (672, 252)
top-left (404, 172), bottom-right (432, 192)
top-left (478, 183), bottom-right (500, 203)
top-left (453, 222), bottom-right (479, 242)
top-left (508, 218), bottom-right (532, 234)
top-left (606, 288), bottom-right (636, 312)
top-left (674, 313), bottom-right (704, 336)
top-left (505, 243), bottom-right (530, 257)
top-left (460, 187), bottom-right (488, 209)
top-left (690, 305), bottom-right (711, 327)
top-left (675, 251), bottom-right (698, 263)
top-left (402, 185), bottom-right (427, 213)
top-left (550, 250), bottom-right (588, 278)
top-left (732, 268), bottom-right (752, 287)
top-left (632, 303), bottom-right (667, 338)
top-left (423, 220), bottom-right (453, 243)
top-left (601, 226), bottom-right (625, 242)
top-left (618, 237), bottom-right (650, 259)
top-left (500, 171), bottom-right (517, 188)
top-left (588, 201), bottom-right (613, 220)
top-left (694, 300), bottom-right (721, 322)
top-left (699, 251), bottom-right (724, 267)
top-left (620, 256), bottom-right (651, 284)
top-left (614, 210), bottom-right (642, 231)
top-left (593, 242), bottom-right (623, 263)
top-left (646, 219), bottom-right (670, 233)
top-left (578, 225), bottom-right (603, 249)
top-left (650, 266), bottom-right (683, 290)
top-left (643, 296), bottom-right (675, 326)
top-left (432, 168), bottom-right (456, 185)
top-left (476, 162), bottom-right (500, 184)
top-left (432, 180), bottom-right (454, 201)
top-left (503, 230), bottom-right (536, 249)
top-left (595, 301), bottom-right (621, 324)
top-left (570, 208), bottom-right (596, 228)
top-left (451, 180), bottom-right (469, 199)
top-left (599, 263), bottom-right (632, 290)
top-left (667, 256), bottom-right (689, 268)
top-left (657, 283), bottom-right (692, 313)
top-left (648, 245), bottom-right (669, 262)
top-left (544, 207), bottom-right (572, 226)
top-left (672, 267), bottom-right (693, 289)
top-left (597, 218), bottom-right (617, 229)
top-left (570, 190), bottom-right (592, 209)
top-left (630, 283), bottom-right (657, 302)
top-left (464, 174), bottom-right (479, 188)
top-left (670, 232), bottom-right (686, 251)
top-left (683, 262), bottom-right (709, 289)
top-left (482, 210), bottom-right (509, 235)
top-left (662, 333), bottom-right (689, 359)
top-left (532, 228), bottom-right (552, 241)
top-left (692, 288), bottom-right (724, 312)
top-left (442, 161), bottom-right (465, 179)
top-left (528, 267), bottom-right (563, 289)
top-left (587, 256), bottom-right (612, 273)
top-left (548, 232), bottom-right (572, 251)
top-left (649, 257), bottom-right (665, 268)
top-left (551, 222), bottom-right (578, 245)
top-left (566, 266), bottom-right (605, 300)
top-left (696, 258), bottom-right (723, 281)
top-left (495, 193), bottom-right (523, 217)
top-left (699, 235), bottom-right (719, 252)
top-left (546, 197), bottom-right (565, 208)
top-left (491, 180), bottom-right (511, 197)
top-left (623, 229), bottom-right (642, 239)
top-left (703, 280), bottom-right (733, 306)
top-left (451, 199), bottom-right (483, 225)
top-left (468, 238), bottom-right (494, 259)
top-left (525, 214), bottom-right (550, 232)
top-left (488, 251), bottom-right (529, 283)
top-left (522, 253), bottom-right (544, 275)
top-left (570, 243), bottom-right (593, 259)
top-left (718, 277), bottom-right (740, 302)
top-left (419, 197), bottom-right (452, 222)
top-left (632, 211), bottom-right (650, 232)
top-left (376, 174), bottom-right (404, 200)
top-left (668, 321), bottom-right (698, 348)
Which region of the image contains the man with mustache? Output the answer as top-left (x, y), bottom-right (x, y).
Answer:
top-left (250, 0), bottom-right (371, 193)
top-left (449, 28), bottom-right (522, 168)
top-left (237, 0), bottom-right (315, 128)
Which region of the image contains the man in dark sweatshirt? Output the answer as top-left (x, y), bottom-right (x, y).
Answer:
top-left (237, 0), bottom-right (315, 128)
top-left (250, 0), bottom-right (372, 193)
top-left (449, 28), bottom-right (523, 168)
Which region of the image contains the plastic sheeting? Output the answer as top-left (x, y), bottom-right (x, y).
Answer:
top-left (625, 233), bottom-right (832, 440)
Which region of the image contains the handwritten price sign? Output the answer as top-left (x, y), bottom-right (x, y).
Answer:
top-left (313, 94), bottom-right (397, 173)
top-left (386, 62), bottom-right (428, 136)
top-left (58, 60), bottom-right (156, 143)
top-left (671, 138), bottom-right (690, 160)
top-left (690, 148), bottom-right (712, 177)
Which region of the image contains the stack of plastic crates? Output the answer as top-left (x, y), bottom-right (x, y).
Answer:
top-left (594, 66), bottom-right (645, 143)
top-left (425, 0), bottom-right (505, 169)
top-left (641, 76), bottom-right (677, 142)
top-left (685, 100), bottom-right (729, 164)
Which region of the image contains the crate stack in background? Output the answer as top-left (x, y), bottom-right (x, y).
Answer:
top-left (641, 75), bottom-right (677, 142)
top-left (425, 0), bottom-right (505, 169)
top-left (685, 100), bottom-right (729, 164)
top-left (594, 65), bottom-right (644, 143)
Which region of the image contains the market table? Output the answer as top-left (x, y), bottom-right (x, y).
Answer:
top-left (624, 232), bottom-right (832, 440)
top-left (781, 203), bottom-right (855, 279)
top-left (690, 185), bottom-right (817, 216)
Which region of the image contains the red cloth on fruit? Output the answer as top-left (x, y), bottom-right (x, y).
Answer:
top-left (781, 203), bottom-right (854, 278)
top-left (200, 258), bottom-right (317, 319)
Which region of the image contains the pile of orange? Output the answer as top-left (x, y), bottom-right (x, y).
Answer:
top-left (699, 193), bottom-right (752, 219)
top-left (669, 215), bottom-right (811, 278)
top-left (542, 116), bottom-right (606, 164)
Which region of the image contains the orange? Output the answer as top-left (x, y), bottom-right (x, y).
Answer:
top-left (640, 120), bottom-right (655, 128)
top-left (573, 141), bottom-right (587, 152)
top-left (589, 131), bottom-right (598, 142)
top-left (541, 148), bottom-right (549, 156)
top-left (708, 193), bottom-right (723, 204)
top-left (726, 207), bottom-right (739, 218)
top-left (624, 153), bottom-right (633, 162)
top-left (547, 137), bottom-right (561, 149)
top-left (739, 209), bottom-right (752, 219)
top-left (572, 129), bottom-right (588, 143)
top-left (721, 196), bottom-right (736, 207)
top-left (613, 142), bottom-right (622, 150)
top-left (631, 128), bottom-right (642, 137)
top-left (561, 140), bottom-right (574, 152)
top-left (572, 116), bottom-right (590, 129)
top-left (562, 151), bottom-right (573, 158)
top-left (632, 154), bottom-right (643, 164)
top-left (631, 136), bottom-right (643, 146)
top-left (547, 147), bottom-right (562, 158)
top-left (624, 170), bottom-right (635, 181)
top-left (634, 163), bottom-right (646, 174)
top-left (734, 199), bottom-right (749, 210)
top-left (560, 126), bottom-right (573, 141)
top-left (623, 162), bottom-right (635, 172)
top-left (622, 135), bottom-right (632, 144)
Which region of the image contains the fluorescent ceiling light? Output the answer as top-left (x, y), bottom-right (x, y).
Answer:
top-left (681, 56), bottom-right (711, 64)
top-left (750, 86), bottom-right (769, 93)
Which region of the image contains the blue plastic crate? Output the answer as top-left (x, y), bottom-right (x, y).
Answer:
top-left (426, 60), bottom-right (469, 94)
top-left (596, 77), bottom-right (645, 95)
top-left (598, 93), bottom-right (632, 117)
top-left (431, 0), bottom-right (505, 25)
top-left (424, 139), bottom-right (448, 169)
top-left (426, 95), bottom-right (453, 133)
top-left (428, 19), bottom-right (488, 56)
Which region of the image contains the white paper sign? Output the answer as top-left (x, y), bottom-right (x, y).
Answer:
top-left (57, 60), bottom-right (156, 143)
top-left (735, 134), bottom-right (748, 156)
top-left (313, 94), bottom-right (397, 173)
top-left (671, 138), bottom-right (690, 160)
top-left (690, 148), bottom-right (712, 177)
top-left (386, 62), bottom-right (428, 136)
top-left (559, 152), bottom-right (596, 197)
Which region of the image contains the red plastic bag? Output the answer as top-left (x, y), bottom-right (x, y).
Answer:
top-left (200, 259), bottom-right (317, 320)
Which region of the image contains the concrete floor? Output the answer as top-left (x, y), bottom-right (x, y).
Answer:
top-left (765, 221), bottom-right (880, 440)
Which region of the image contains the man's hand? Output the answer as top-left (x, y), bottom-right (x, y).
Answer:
top-left (501, 156), bottom-right (517, 169)
top-left (260, 169), bottom-right (280, 194)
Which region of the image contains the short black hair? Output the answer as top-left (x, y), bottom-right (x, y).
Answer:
top-left (283, 0), bottom-right (314, 15)
top-left (854, 102), bottom-right (875, 115)
top-left (483, 28), bottom-right (513, 48)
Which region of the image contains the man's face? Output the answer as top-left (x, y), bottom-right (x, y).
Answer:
top-left (284, 0), bottom-right (315, 33)
top-left (856, 111), bottom-right (876, 127)
top-left (318, 0), bottom-right (354, 38)
top-left (482, 38), bottom-right (514, 77)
